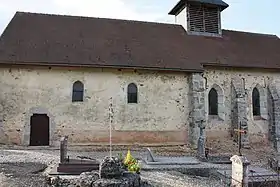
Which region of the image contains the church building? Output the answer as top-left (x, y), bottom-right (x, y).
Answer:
top-left (0, 0), bottom-right (280, 149)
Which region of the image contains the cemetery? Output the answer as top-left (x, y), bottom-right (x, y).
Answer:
top-left (38, 132), bottom-right (280, 187)
top-left (0, 98), bottom-right (280, 186)
top-left (0, 132), bottom-right (280, 186)
top-left (35, 101), bottom-right (280, 186)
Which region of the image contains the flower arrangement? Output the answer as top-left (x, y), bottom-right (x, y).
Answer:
top-left (122, 149), bottom-right (141, 173)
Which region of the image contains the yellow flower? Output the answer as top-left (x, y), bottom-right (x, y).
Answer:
top-left (124, 149), bottom-right (133, 166)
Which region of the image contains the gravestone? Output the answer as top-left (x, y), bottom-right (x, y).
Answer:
top-left (60, 136), bottom-right (69, 163)
top-left (230, 155), bottom-right (250, 187)
top-left (57, 136), bottom-right (100, 174)
top-left (268, 157), bottom-right (280, 172)
top-left (197, 126), bottom-right (206, 161)
top-left (146, 148), bottom-right (155, 162)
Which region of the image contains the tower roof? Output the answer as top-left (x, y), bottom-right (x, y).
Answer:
top-left (169, 0), bottom-right (229, 15)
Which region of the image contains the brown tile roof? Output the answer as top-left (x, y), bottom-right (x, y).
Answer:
top-left (0, 12), bottom-right (202, 72)
top-left (0, 12), bottom-right (280, 71)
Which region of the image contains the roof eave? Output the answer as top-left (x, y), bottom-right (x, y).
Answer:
top-left (0, 60), bottom-right (204, 73)
top-left (201, 63), bottom-right (280, 71)
top-left (168, 0), bottom-right (187, 15)
top-left (168, 0), bottom-right (229, 15)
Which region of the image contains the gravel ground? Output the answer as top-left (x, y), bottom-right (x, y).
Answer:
top-left (141, 171), bottom-right (224, 187)
top-left (0, 148), bottom-right (227, 187)
top-left (0, 162), bottom-right (48, 187)
top-left (0, 142), bottom-right (276, 187)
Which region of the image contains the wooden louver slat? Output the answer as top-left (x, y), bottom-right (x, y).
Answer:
top-left (189, 5), bottom-right (219, 34)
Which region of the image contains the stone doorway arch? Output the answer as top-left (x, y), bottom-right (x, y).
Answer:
top-left (23, 107), bottom-right (56, 146)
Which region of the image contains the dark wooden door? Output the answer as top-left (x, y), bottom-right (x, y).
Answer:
top-left (30, 114), bottom-right (49, 146)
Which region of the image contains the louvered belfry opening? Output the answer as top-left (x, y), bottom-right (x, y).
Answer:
top-left (189, 4), bottom-right (219, 34)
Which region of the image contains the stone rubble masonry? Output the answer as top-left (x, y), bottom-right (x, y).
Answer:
top-left (1, 66), bottom-right (280, 147)
top-left (256, 84), bottom-right (268, 120)
top-left (188, 73), bottom-right (206, 148)
top-left (268, 82), bottom-right (280, 152)
top-left (0, 67), bottom-right (189, 145)
top-left (231, 78), bottom-right (249, 148)
top-left (99, 156), bottom-right (123, 179)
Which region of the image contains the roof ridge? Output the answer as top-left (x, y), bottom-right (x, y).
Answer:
top-left (15, 11), bottom-right (179, 27)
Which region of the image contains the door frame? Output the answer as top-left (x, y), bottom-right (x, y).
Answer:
top-left (23, 107), bottom-right (56, 146)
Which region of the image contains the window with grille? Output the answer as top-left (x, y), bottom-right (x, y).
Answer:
top-left (189, 4), bottom-right (219, 34)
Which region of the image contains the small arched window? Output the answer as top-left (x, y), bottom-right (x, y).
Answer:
top-left (208, 88), bottom-right (218, 115)
top-left (127, 83), bottom-right (138, 103)
top-left (72, 81), bottom-right (84, 102)
top-left (252, 87), bottom-right (260, 116)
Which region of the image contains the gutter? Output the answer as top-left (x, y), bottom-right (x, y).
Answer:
top-left (201, 63), bottom-right (280, 71)
top-left (0, 60), bottom-right (204, 73)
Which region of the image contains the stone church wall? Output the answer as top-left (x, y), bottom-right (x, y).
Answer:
top-left (0, 66), bottom-right (190, 146)
top-left (1, 65), bottom-right (279, 146)
top-left (204, 67), bottom-right (280, 144)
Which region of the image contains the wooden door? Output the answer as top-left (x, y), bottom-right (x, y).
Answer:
top-left (30, 114), bottom-right (49, 146)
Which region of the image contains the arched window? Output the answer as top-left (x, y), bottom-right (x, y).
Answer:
top-left (208, 88), bottom-right (218, 115)
top-left (252, 87), bottom-right (260, 116)
top-left (72, 81), bottom-right (84, 102)
top-left (127, 83), bottom-right (138, 103)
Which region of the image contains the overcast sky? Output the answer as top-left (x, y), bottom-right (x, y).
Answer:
top-left (0, 0), bottom-right (279, 36)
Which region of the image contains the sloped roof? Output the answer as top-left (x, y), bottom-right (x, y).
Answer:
top-left (0, 12), bottom-right (280, 71)
top-left (0, 12), bottom-right (203, 72)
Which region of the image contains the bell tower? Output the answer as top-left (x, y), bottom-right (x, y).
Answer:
top-left (169, 0), bottom-right (229, 36)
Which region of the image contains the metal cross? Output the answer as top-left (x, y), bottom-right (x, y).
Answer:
top-left (234, 122), bottom-right (247, 156)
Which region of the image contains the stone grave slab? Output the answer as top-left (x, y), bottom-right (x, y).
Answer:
top-left (207, 155), bottom-right (232, 164)
top-left (56, 136), bottom-right (100, 175)
top-left (215, 166), bottom-right (280, 185)
top-left (144, 156), bottom-right (200, 165)
top-left (143, 148), bottom-right (200, 166)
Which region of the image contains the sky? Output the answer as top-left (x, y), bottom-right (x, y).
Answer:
top-left (0, 0), bottom-right (279, 36)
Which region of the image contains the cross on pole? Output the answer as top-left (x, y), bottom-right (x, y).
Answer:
top-left (109, 97), bottom-right (113, 158)
top-left (234, 122), bottom-right (247, 156)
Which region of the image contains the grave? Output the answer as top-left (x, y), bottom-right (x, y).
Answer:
top-left (143, 148), bottom-right (200, 166)
top-left (215, 155), bottom-right (280, 187)
top-left (216, 166), bottom-right (280, 187)
top-left (197, 126), bottom-right (232, 164)
top-left (206, 155), bottom-right (232, 164)
top-left (48, 156), bottom-right (142, 187)
top-left (268, 156), bottom-right (280, 172)
top-left (56, 136), bottom-right (100, 175)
